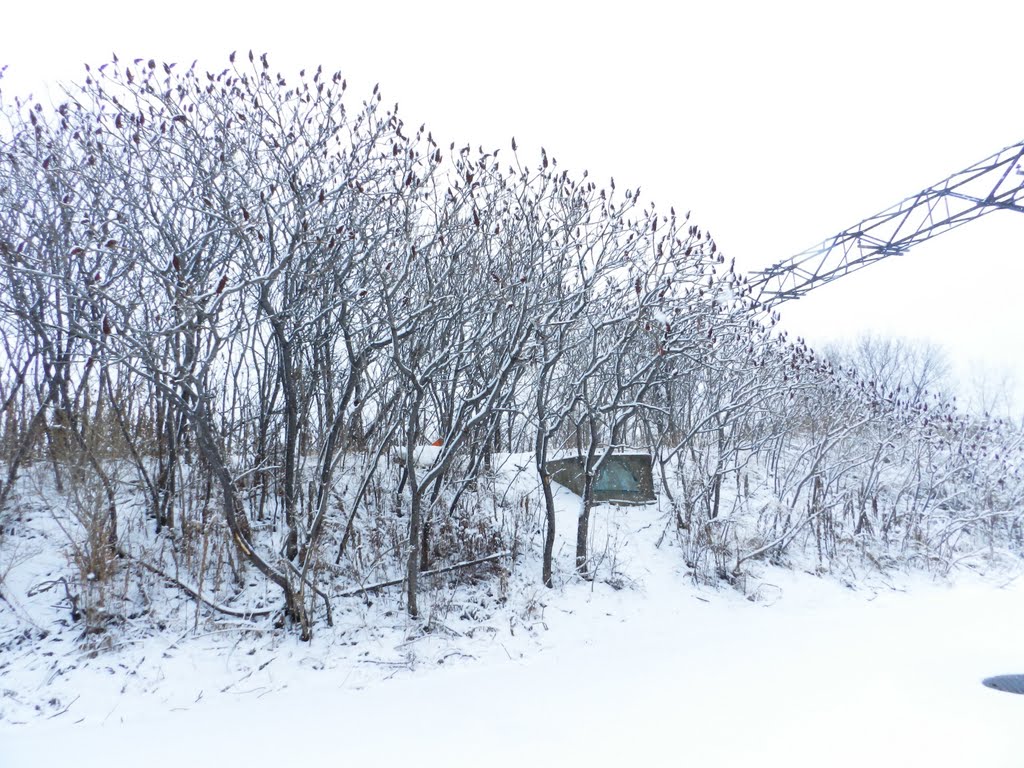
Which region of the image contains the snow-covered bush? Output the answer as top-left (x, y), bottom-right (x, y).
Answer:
top-left (1, 53), bottom-right (1021, 641)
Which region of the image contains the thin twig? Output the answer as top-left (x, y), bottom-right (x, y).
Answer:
top-left (337, 551), bottom-right (509, 598)
top-left (47, 695), bottom-right (80, 719)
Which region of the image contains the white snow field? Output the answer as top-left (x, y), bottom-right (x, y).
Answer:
top-left (3, 487), bottom-right (1024, 767)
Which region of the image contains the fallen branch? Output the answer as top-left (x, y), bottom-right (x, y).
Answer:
top-left (337, 551), bottom-right (510, 598)
top-left (118, 548), bottom-right (272, 620)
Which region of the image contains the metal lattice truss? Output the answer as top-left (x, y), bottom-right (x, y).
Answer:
top-left (749, 139), bottom-right (1024, 304)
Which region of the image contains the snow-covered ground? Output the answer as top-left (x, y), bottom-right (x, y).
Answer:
top-left (3, 484), bottom-right (1024, 767)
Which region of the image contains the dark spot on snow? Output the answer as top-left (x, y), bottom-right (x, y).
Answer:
top-left (982, 674), bottom-right (1024, 695)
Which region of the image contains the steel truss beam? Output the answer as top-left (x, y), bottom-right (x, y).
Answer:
top-left (749, 139), bottom-right (1024, 304)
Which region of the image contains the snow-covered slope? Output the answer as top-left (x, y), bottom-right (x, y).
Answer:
top-left (3, 481), bottom-right (1023, 767)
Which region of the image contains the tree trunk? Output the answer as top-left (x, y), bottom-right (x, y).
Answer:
top-left (576, 475), bottom-right (594, 577)
top-left (541, 473), bottom-right (556, 588)
top-left (406, 489), bottom-right (421, 617)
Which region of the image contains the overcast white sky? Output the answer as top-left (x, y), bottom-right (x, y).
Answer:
top-left (3, 0), bottom-right (1023, 412)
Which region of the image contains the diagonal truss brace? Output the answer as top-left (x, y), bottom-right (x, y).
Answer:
top-left (749, 139), bottom-right (1024, 304)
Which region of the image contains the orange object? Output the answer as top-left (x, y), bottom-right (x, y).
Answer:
top-left (431, 438), bottom-right (444, 447)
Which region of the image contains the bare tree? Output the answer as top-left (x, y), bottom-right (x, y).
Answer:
top-left (3, 54), bottom-right (1022, 640)
top-left (826, 333), bottom-right (950, 407)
